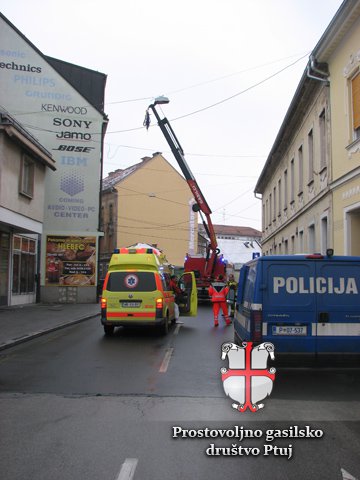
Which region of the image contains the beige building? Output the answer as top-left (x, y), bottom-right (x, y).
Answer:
top-left (256, 0), bottom-right (360, 256)
top-left (99, 153), bottom-right (197, 277)
top-left (0, 111), bottom-right (56, 305)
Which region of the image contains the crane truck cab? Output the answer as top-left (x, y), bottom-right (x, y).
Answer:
top-left (100, 245), bottom-right (197, 336)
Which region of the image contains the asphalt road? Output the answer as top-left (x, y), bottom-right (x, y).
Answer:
top-left (0, 305), bottom-right (359, 480)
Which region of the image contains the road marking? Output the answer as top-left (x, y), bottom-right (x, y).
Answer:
top-left (174, 323), bottom-right (182, 335)
top-left (159, 347), bottom-right (173, 373)
top-left (341, 468), bottom-right (359, 480)
top-left (116, 458), bottom-right (138, 480)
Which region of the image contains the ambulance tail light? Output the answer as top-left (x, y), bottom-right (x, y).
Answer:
top-left (101, 297), bottom-right (107, 319)
top-left (252, 310), bottom-right (263, 343)
top-left (155, 297), bottom-right (163, 318)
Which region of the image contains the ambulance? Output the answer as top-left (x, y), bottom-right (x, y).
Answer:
top-left (100, 245), bottom-right (197, 335)
top-left (233, 252), bottom-right (360, 363)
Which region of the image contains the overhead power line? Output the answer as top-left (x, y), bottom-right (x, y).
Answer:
top-left (107, 52), bottom-right (310, 134)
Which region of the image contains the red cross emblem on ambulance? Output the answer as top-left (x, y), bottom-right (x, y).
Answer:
top-left (221, 341), bottom-right (276, 412)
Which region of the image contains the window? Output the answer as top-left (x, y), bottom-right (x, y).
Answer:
top-left (308, 129), bottom-right (314, 183)
top-left (351, 73), bottom-right (360, 139)
top-left (290, 159), bottom-right (295, 203)
top-left (108, 204), bottom-right (114, 236)
top-left (284, 169), bottom-right (288, 210)
top-left (106, 272), bottom-right (156, 292)
top-left (12, 235), bottom-right (36, 294)
top-left (298, 145), bottom-right (303, 194)
top-left (319, 109), bottom-right (326, 169)
top-left (269, 193), bottom-right (272, 226)
top-left (273, 186), bottom-right (276, 221)
top-left (262, 203), bottom-right (265, 231)
top-left (284, 239), bottom-right (288, 254)
top-left (299, 230), bottom-right (304, 252)
top-left (265, 199), bottom-right (268, 228)
top-left (20, 154), bottom-right (35, 198)
top-left (321, 216), bottom-right (328, 254)
top-left (278, 179), bottom-right (281, 215)
top-left (308, 224), bottom-right (315, 253)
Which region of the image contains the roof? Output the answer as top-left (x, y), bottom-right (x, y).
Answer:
top-left (255, 0), bottom-right (360, 194)
top-left (102, 156), bottom-right (154, 191)
top-left (199, 223), bottom-right (262, 238)
top-left (102, 152), bottom-right (187, 192)
top-left (0, 110), bottom-right (56, 170)
top-left (45, 56), bottom-right (107, 115)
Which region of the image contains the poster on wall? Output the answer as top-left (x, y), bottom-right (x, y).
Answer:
top-left (45, 236), bottom-right (96, 287)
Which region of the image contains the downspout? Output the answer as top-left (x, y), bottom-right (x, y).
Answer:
top-left (307, 55), bottom-right (330, 84)
top-left (97, 116), bottom-right (108, 301)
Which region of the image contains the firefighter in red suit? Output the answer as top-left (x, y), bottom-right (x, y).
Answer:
top-left (208, 275), bottom-right (232, 327)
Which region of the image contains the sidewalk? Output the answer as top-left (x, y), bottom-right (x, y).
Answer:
top-left (0, 303), bottom-right (100, 351)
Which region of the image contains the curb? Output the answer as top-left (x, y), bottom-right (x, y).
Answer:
top-left (0, 313), bottom-right (100, 352)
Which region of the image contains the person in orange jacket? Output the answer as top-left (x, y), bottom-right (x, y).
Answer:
top-left (208, 274), bottom-right (232, 327)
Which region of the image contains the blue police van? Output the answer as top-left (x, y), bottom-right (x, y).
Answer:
top-left (233, 253), bottom-right (360, 363)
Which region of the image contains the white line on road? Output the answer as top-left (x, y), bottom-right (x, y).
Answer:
top-left (341, 468), bottom-right (359, 480)
top-left (116, 458), bottom-right (138, 480)
top-left (174, 323), bottom-right (183, 335)
top-left (159, 347), bottom-right (173, 373)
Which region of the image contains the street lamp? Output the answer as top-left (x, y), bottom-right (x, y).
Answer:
top-left (144, 96), bottom-right (170, 129)
top-left (153, 95), bottom-right (170, 106)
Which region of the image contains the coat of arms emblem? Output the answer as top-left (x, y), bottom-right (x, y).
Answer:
top-left (221, 341), bottom-right (276, 412)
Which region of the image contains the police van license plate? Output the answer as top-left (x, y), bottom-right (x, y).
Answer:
top-left (121, 301), bottom-right (141, 308)
top-left (272, 325), bottom-right (307, 336)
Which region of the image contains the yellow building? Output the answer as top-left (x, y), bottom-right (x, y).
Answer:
top-left (99, 153), bottom-right (197, 277)
top-left (256, 0), bottom-right (360, 256)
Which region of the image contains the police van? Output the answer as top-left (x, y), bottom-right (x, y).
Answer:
top-left (233, 253), bottom-right (360, 362)
top-left (101, 245), bottom-right (197, 336)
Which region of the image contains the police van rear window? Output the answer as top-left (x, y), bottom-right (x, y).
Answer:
top-left (106, 272), bottom-right (157, 292)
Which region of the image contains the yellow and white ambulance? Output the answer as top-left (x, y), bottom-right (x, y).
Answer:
top-left (100, 245), bottom-right (197, 335)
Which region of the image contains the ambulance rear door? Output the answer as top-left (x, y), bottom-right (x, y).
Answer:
top-left (178, 271), bottom-right (198, 316)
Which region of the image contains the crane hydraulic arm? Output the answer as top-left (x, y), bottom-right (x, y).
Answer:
top-left (145, 97), bottom-right (220, 278)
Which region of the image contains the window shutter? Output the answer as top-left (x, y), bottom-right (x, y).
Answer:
top-left (352, 73), bottom-right (360, 130)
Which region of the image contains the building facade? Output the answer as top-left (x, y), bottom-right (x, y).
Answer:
top-left (0, 111), bottom-right (56, 305)
top-left (0, 13), bottom-right (108, 304)
top-left (199, 224), bottom-right (262, 269)
top-left (99, 153), bottom-right (198, 277)
top-left (255, 0), bottom-right (360, 256)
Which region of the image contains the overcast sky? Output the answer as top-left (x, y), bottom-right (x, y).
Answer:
top-left (1, 0), bottom-right (344, 230)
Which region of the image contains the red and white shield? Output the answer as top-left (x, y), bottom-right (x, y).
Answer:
top-left (221, 341), bottom-right (276, 412)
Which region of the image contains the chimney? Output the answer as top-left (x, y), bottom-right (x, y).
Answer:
top-left (107, 168), bottom-right (123, 178)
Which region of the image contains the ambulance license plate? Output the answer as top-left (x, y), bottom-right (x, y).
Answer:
top-left (272, 325), bottom-right (307, 336)
top-left (121, 301), bottom-right (141, 308)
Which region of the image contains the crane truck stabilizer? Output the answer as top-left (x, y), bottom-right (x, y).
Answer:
top-left (146, 97), bottom-right (226, 300)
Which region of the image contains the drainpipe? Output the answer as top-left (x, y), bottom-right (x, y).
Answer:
top-left (307, 55), bottom-right (329, 84)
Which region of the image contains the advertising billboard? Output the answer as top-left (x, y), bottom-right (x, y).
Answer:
top-left (45, 235), bottom-right (96, 287)
top-left (0, 15), bottom-right (106, 300)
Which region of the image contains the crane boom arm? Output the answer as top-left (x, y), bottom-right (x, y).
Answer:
top-left (148, 103), bottom-right (218, 252)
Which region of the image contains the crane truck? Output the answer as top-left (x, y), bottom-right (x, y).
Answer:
top-left (145, 96), bottom-right (227, 301)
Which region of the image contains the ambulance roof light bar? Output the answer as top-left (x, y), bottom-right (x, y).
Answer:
top-left (113, 248), bottom-right (155, 254)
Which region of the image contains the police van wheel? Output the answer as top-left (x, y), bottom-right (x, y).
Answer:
top-left (104, 325), bottom-right (115, 336)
